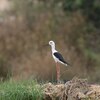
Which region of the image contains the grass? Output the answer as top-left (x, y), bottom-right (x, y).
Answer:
top-left (0, 80), bottom-right (43, 100)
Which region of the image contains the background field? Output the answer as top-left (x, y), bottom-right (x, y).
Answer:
top-left (0, 0), bottom-right (100, 83)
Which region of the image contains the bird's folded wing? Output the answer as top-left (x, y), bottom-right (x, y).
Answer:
top-left (54, 52), bottom-right (68, 64)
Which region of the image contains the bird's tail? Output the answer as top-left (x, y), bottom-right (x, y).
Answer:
top-left (61, 62), bottom-right (69, 66)
top-left (63, 60), bottom-right (70, 66)
top-left (64, 63), bottom-right (68, 66)
top-left (59, 60), bottom-right (70, 66)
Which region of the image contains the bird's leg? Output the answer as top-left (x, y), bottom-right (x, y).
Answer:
top-left (56, 62), bottom-right (60, 83)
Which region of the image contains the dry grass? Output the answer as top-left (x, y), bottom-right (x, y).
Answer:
top-left (43, 77), bottom-right (100, 100)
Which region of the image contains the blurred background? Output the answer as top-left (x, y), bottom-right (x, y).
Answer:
top-left (0, 0), bottom-right (100, 82)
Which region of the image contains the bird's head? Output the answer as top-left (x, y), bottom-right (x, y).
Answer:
top-left (49, 40), bottom-right (55, 46)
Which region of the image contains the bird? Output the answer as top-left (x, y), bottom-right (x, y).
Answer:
top-left (49, 40), bottom-right (69, 83)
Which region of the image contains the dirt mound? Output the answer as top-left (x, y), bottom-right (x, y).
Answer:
top-left (43, 77), bottom-right (100, 100)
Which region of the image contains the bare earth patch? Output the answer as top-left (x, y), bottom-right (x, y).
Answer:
top-left (43, 77), bottom-right (100, 100)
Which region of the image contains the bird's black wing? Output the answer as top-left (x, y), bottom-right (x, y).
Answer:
top-left (54, 52), bottom-right (68, 64)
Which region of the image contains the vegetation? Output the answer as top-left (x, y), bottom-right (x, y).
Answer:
top-left (0, 0), bottom-right (100, 99)
top-left (0, 0), bottom-right (99, 82)
top-left (0, 80), bottom-right (43, 100)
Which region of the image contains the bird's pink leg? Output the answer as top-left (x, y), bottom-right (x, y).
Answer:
top-left (56, 62), bottom-right (60, 83)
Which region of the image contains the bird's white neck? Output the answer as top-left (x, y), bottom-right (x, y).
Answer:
top-left (51, 44), bottom-right (57, 53)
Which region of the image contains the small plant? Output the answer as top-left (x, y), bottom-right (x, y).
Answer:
top-left (0, 80), bottom-right (43, 100)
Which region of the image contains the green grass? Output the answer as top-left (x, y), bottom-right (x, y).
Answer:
top-left (0, 80), bottom-right (43, 100)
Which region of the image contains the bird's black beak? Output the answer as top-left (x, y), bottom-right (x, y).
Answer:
top-left (43, 44), bottom-right (49, 47)
top-left (39, 44), bottom-right (49, 50)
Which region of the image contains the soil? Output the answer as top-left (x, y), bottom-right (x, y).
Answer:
top-left (43, 77), bottom-right (100, 100)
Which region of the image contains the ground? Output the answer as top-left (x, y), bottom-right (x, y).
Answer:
top-left (43, 77), bottom-right (100, 100)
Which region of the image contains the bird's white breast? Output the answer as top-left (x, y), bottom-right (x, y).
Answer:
top-left (52, 53), bottom-right (59, 62)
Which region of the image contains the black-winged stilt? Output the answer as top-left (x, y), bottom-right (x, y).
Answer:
top-left (49, 40), bottom-right (69, 82)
